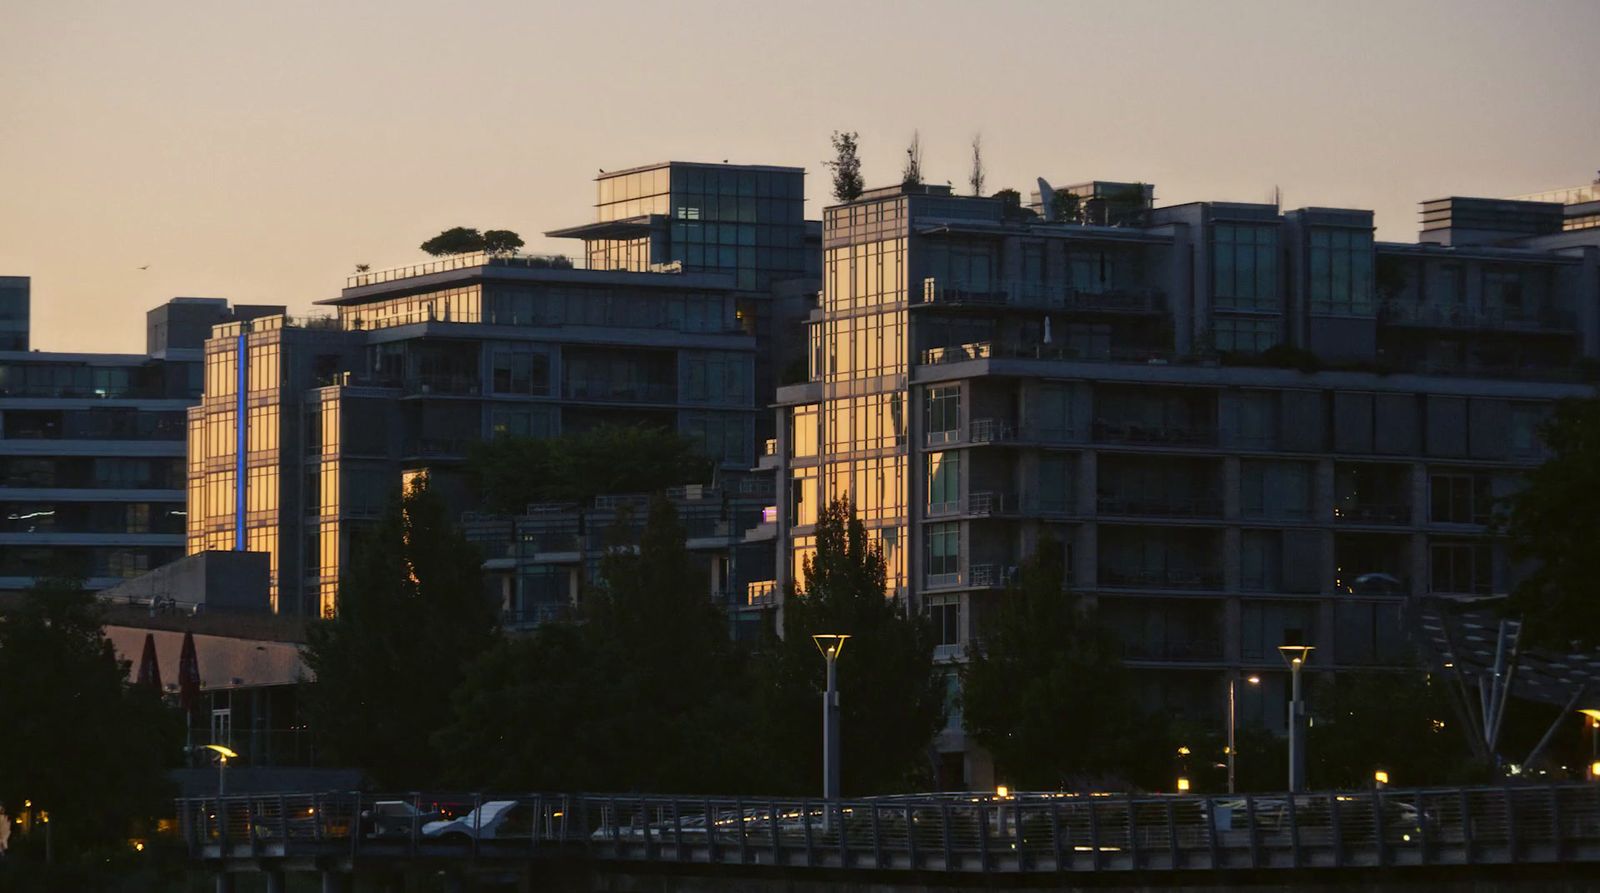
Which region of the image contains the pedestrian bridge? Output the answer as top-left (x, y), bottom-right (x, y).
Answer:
top-left (179, 783), bottom-right (1600, 887)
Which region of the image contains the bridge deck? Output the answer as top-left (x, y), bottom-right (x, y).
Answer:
top-left (178, 785), bottom-right (1600, 875)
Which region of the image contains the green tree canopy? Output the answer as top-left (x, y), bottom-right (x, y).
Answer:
top-left (1504, 398), bottom-right (1600, 648)
top-left (1307, 669), bottom-right (1475, 789)
top-left (437, 496), bottom-right (756, 792)
top-left (959, 538), bottom-right (1165, 790)
top-left (824, 131), bottom-right (864, 203)
top-left (466, 424), bottom-right (712, 513)
top-left (751, 498), bottom-right (943, 795)
top-left (0, 578), bottom-right (181, 848)
top-left (419, 226), bottom-right (486, 256)
top-left (303, 478), bottom-right (497, 787)
top-left (482, 229), bottom-right (525, 254)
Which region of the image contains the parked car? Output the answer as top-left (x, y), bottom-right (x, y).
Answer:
top-left (360, 800), bottom-right (440, 839)
top-left (421, 800), bottom-right (528, 842)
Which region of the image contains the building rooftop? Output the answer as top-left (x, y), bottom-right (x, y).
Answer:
top-left (594, 160), bottom-right (806, 180)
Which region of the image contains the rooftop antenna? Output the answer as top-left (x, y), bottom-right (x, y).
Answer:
top-left (1273, 185), bottom-right (1282, 211)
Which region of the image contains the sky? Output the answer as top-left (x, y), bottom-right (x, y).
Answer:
top-left (2, 0), bottom-right (1597, 354)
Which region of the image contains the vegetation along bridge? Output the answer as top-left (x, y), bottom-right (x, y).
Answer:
top-left (181, 784), bottom-right (1600, 890)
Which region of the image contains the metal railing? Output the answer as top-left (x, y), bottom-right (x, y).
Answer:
top-left (1098, 495), bottom-right (1224, 518)
top-left (1378, 300), bottom-right (1576, 332)
top-left (1333, 502), bottom-right (1411, 525)
top-left (1100, 567), bottom-right (1226, 591)
top-left (746, 580), bottom-right (777, 607)
top-left (919, 278), bottom-right (1165, 314)
top-left (177, 785), bottom-right (1600, 874)
top-left (347, 252), bottom-right (576, 288)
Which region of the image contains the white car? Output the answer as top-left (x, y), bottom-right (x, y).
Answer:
top-left (421, 800), bottom-right (525, 842)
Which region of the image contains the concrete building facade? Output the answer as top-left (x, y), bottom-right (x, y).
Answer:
top-left (755, 179), bottom-right (1600, 787)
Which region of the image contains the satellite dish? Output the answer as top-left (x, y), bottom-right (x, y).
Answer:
top-left (1037, 177), bottom-right (1056, 221)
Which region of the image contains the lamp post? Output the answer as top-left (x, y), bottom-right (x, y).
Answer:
top-left (1278, 645), bottom-right (1314, 793)
top-left (813, 634), bottom-right (850, 801)
top-left (203, 744), bottom-right (239, 796)
top-left (1227, 674), bottom-right (1261, 794)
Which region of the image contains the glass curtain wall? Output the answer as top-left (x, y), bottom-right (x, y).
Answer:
top-left (816, 196), bottom-right (909, 591)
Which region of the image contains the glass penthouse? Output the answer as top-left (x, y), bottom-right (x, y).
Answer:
top-left (757, 180), bottom-right (1600, 786)
top-left (185, 162), bottom-right (816, 618)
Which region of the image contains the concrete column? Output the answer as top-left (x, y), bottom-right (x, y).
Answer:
top-left (1222, 456), bottom-right (1241, 520)
top-left (321, 871), bottom-right (351, 893)
top-left (1314, 458), bottom-right (1336, 524)
top-left (1075, 522), bottom-right (1097, 591)
top-left (264, 870), bottom-right (286, 893)
top-left (1076, 450), bottom-right (1098, 516)
top-left (1410, 462), bottom-right (1428, 527)
top-left (214, 874), bottom-right (236, 893)
top-left (1223, 597), bottom-right (1243, 665)
top-left (1223, 527), bottom-right (1242, 593)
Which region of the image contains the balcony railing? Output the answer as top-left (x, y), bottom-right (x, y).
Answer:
top-left (1333, 502), bottom-right (1411, 525)
top-left (1378, 300), bottom-right (1576, 332)
top-left (402, 375), bottom-right (481, 396)
top-left (762, 438), bottom-right (777, 457)
top-left (1093, 419), bottom-right (1217, 447)
top-left (1122, 639), bottom-right (1225, 662)
top-left (920, 278), bottom-right (1165, 314)
top-left (1100, 567), bottom-right (1225, 591)
top-left (347, 252), bottom-right (576, 288)
top-left (1097, 495), bottom-right (1224, 518)
top-left (921, 341), bottom-right (1172, 367)
top-left (563, 381), bottom-right (677, 404)
top-left (502, 603), bottom-right (574, 629)
top-left (929, 492), bottom-right (1020, 519)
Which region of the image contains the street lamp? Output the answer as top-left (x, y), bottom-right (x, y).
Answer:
top-left (1279, 644), bottom-right (1315, 793)
top-left (1227, 674), bottom-right (1261, 794)
top-left (203, 744), bottom-right (239, 796)
top-left (813, 634), bottom-right (850, 801)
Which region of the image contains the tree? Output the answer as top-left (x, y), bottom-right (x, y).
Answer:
top-left (419, 226), bottom-right (486, 256)
top-left (751, 499), bottom-right (943, 795)
top-left (901, 130), bottom-right (923, 186)
top-left (1503, 398), bottom-right (1600, 648)
top-left (1307, 669), bottom-right (1475, 789)
top-left (482, 229), bottom-right (525, 255)
top-left (968, 134), bottom-right (985, 197)
top-left (0, 578), bottom-right (181, 848)
top-left (466, 424), bottom-right (712, 513)
top-left (823, 131), bottom-right (864, 203)
top-left (959, 538), bottom-right (1163, 789)
top-left (438, 497), bottom-right (756, 792)
top-left (303, 478), bottom-right (497, 787)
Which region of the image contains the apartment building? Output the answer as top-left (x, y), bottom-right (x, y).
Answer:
top-left (756, 180), bottom-right (1600, 785)
top-left (0, 294), bottom-right (276, 594)
top-left (184, 162), bottom-right (819, 618)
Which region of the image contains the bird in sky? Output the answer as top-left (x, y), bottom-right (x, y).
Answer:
top-left (138, 264), bottom-right (150, 270)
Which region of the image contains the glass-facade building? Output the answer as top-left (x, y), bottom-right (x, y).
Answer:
top-left (186, 160), bottom-right (819, 618)
top-left (757, 181), bottom-right (1600, 788)
top-left (0, 295), bottom-right (267, 594)
top-left (0, 276), bottom-right (28, 352)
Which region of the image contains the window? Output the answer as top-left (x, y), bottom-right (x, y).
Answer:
top-left (1233, 391), bottom-right (1278, 448)
top-left (789, 405), bottom-right (818, 458)
top-left (927, 522), bottom-right (960, 578)
top-left (1430, 472), bottom-right (1492, 525)
top-left (928, 597), bottom-right (962, 647)
top-left (1430, 541), bottom-right (1492, 595)
top-left (1213, 317), bottom-right (1279, 354)
top-left (927, 452), bottom-right (960, 515)
top-left (1212, 224), bottom-right (1278, 310)
top-left (490, 349), bottom-right (551, 396)
top-left (1240, 530), bottom-right (1282, 591)
top-left (926, 385), bottom-right (961, 444)
top-left (1509, 404), bottom-right (1547, 459)
top-left (1309, 228), bottom-right (1375, 316)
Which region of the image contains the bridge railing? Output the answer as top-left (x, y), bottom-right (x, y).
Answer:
top-left (178, 785), bottom-right (1600, 873)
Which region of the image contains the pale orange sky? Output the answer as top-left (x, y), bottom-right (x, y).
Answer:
top-left (2, 0), bottom-right (1596, 354)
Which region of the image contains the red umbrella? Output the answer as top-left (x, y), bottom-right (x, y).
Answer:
top-left (177, 631), bottom-right (201, 716)
top-left (136, 632), bottom-right (162, 691)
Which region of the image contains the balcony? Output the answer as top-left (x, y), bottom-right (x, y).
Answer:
top-left (1332, 501), bottom-right (1410, 526)
top-left (1099, 566), bottom-right (1224, 591)
top-left (1378, 300), bottom-right (1576, 333)
top-left (927, 491), bottom-right (1020, 519)
top-left (1097, 495), bottom-right (1223, 519)
top-left (502, 603), bottom-right (574, 630)
top-left (1092, 419), bottom-right (1216, 447)
top-left (562, 380), bottom-right (677, 404)
top-left (1122, 638), bottom-right (1224, 662)
top-left (918, 278), bottom-right (1164, 314)
top-left (402, 375), bottom-right (481, 397)
top-left (401, 437), bottom-right (476, 459)
top-left (920, 341), bottom-right (1172, 367)
top-left (346, 251), bottom-right (576, 289)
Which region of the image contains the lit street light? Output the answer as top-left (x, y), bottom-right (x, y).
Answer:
top-left (813, 634), bottom-right (850, 801)
top-left (204, 744), bottom-right (239, 795)
top-left (1279, 644), bottom-right (1315, 793)
top-left (1227, 673), bottom-right (1261, 794)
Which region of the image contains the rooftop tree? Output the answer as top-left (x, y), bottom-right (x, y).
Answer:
top-left (824, 131), bottom-right (864, 203)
